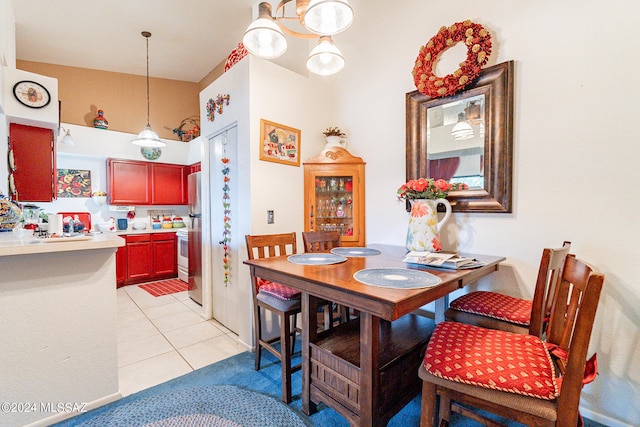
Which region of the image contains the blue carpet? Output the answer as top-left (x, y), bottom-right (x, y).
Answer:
top-left (54, 349), bottom-right (608, 426)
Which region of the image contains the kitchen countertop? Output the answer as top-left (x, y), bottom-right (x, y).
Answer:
top-left (0, 225), bottom-right (188, 257)
top-left (110, 227), bottom-right (186, 236)
top-left (0, 231), bottom-right (125, 257)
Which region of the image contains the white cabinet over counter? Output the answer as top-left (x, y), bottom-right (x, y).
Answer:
top-left (0, 233), bottom-right (124, 427)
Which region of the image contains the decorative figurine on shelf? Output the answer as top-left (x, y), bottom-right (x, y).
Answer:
top-left (93, 109), bottom-right (109, 129)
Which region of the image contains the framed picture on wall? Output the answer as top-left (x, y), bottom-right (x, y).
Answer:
top-left (259, 119), bottom-right (301, 167)
top-left (57, 169), bottom-right (92, 198)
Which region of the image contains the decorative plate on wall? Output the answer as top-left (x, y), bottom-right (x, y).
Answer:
top-left (140, 147), bottom-right (162, 160)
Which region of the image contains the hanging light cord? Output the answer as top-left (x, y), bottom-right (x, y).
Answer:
top-left (142, 31), bottom-right (152, 127)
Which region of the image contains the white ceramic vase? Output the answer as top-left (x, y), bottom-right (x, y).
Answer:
top-left (325, 135), bottom-right (344, 147)
top-left (405, 198), bottom-right (452, 252)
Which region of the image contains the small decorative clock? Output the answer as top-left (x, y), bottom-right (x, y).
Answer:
top-left (12, 80), bottom-right (51, 109)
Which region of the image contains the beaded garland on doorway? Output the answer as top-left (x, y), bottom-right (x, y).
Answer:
top-left (221, 134), bottom-right (231, 286)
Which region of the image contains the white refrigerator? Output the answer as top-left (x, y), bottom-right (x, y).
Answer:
top-left (187, 172), bottom-right (202, 305)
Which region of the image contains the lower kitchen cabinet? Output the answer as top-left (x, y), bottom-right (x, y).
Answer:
top-left (152, 233), bottom-right (178, 278)
top-left (116, 244), bottom-right (126, 287)
top-left (125, 234), bottom-right (153, 284)
top-left (117, 232), bottom-right (177, 287)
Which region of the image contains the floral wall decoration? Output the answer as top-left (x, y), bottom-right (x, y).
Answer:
top-left (172, 116), bottom-right (200, 142)
top-left (221, 136), bottom-right (231, 286)
top-left (57, 169), bottom-right (91, 198)
top-left (224, 42), bottom-right (248, 72)
top-left (206, 94), bottom-right (231, 122)
top-left (412, 20), bottom-right (492, 98)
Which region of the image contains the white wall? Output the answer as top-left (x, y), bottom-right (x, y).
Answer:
top-left (331, 1), bottom-right (640, 426)
top-left (199, 56), bottom-right (332, 348)
top-left (0, 0), bottom-right (15, 69)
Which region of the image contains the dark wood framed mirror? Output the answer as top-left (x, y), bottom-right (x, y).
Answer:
top-left (406, 60), bottom-right (514, 212)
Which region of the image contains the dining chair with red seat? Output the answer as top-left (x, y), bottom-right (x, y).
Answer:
top-left (418, 253), bottom-right (605, 427)
top-left (301, 231), bottom-right (352, 327)
top-left (445, 241), bottom-right (571, 337)
top-left (245, 232), bottom-right (302, 404)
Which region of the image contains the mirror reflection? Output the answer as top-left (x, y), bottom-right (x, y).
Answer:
top-left (426, 94), bottom-right (485, 189)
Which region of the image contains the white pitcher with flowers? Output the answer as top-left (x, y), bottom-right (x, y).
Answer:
top-left (397, 178), bottom-right (468, 252)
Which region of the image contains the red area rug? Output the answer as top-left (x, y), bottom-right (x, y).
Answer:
top-left (139, 279), bottom-right (189, 297)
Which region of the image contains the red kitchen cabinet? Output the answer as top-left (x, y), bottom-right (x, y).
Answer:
top-left (151, 164), bottom-right (188, 205)
top-left (107, 159), bottom-right (187, 205)
top-left (125, 234), bottom-right (153, 283)
top-left (116, 244), bottom-right (127, 288)
top-left (189, 162), bottom-right (201, 174)
top-left (152, 233), bottom-right (177, 278)
top-left (107, 159), bottom-right (152, 205)
top-left (117, 232), bottom-right (178, 286)
top-left (8, 123), bottom-right (56, 202)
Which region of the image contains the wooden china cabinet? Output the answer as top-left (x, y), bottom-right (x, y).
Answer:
top-left (303, 146), bottom-right (365, 247)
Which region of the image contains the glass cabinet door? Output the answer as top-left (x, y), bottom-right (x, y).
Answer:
top-left (304, 147), bottom-right (366, 247)
top-left (312, 174), bottom-right (356, 238)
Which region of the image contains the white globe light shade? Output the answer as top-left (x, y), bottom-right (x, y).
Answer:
top-left (307, 37), bottom-right (344, 75)
top-left (131, 125), bottom-right (166, 147)
top-left (243, 17), bottom-right (287, 59)
top-left (304, 0), bottom-right (354, 35)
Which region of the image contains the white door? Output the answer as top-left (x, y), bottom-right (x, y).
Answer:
top-left (209, 126), bottom-right (239, 333)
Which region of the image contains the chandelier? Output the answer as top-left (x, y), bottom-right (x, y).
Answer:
top-left (131, 31), bottom-right (166, 147)
top-left (242, 0), bottom-right (354, 76)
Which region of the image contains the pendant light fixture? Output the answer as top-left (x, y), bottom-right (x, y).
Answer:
top-left (304, 0), bottom-right (354, 35)
top-left (450, 112), bottom-right (475, 141)
top-left (131, 31), bottom-right (165, 147)
top-left (306, 36), bottom-right (344, 75)
top-left (243, 0), bottom-right (353, 76)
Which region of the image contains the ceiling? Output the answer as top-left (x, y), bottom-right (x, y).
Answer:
top-left (9, 0), bottom-right (280, 83)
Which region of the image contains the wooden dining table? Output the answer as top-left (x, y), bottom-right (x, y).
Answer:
top-left (243, 244), bottom-right (505, 427)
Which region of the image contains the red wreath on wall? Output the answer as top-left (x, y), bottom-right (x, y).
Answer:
top-left (412, 20), bottom-right (492, 98)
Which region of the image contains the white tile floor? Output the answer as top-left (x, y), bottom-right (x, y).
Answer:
top-left (117, 285), bottom-right (246, 396)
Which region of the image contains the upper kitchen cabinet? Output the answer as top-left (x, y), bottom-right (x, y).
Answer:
top-left (303, 147), bottom-right (366, 247)
top-left (9, 123), bottom-right (56, 202)
top-left (151, 163), bottom-right (188, 205)
top-left (107, 159), bottom-right (151, 204)
top-left (107, 158), bottom-right (187, 205)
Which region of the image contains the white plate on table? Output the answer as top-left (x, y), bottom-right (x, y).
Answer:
top-left (287, 253), bottom-right (347, 265)
top-left (354, 268), bottom-right (441, 289)
top-left (331, 247), bottom-right (382, 257)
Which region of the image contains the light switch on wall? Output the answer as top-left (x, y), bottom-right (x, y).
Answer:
top-left (267, 210), bottom-right (274, 224)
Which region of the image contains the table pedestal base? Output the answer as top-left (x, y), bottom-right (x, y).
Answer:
top-left (306, 313), bottom-right (435, 426)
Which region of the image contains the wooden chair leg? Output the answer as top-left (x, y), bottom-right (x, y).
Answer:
top-left (254, 305), bottom-right (262, 371)
top-left (439, 392), bottom-right (451, 425)
top-left (290, 312), bottom-right (297, 356)
top-left (339, 304), bottom-right (349, 323)
top-left (280, 310), bottom-right (293, 404)
top-left (420, 380), bottom-right (437, 427)
top-left (322, 304), bottom-right (333, 329)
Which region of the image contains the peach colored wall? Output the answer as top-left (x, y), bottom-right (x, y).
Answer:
top-left (199, 60), bottom-right (225, 91)
top-left (17, 60), bottom-right (199, 141)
